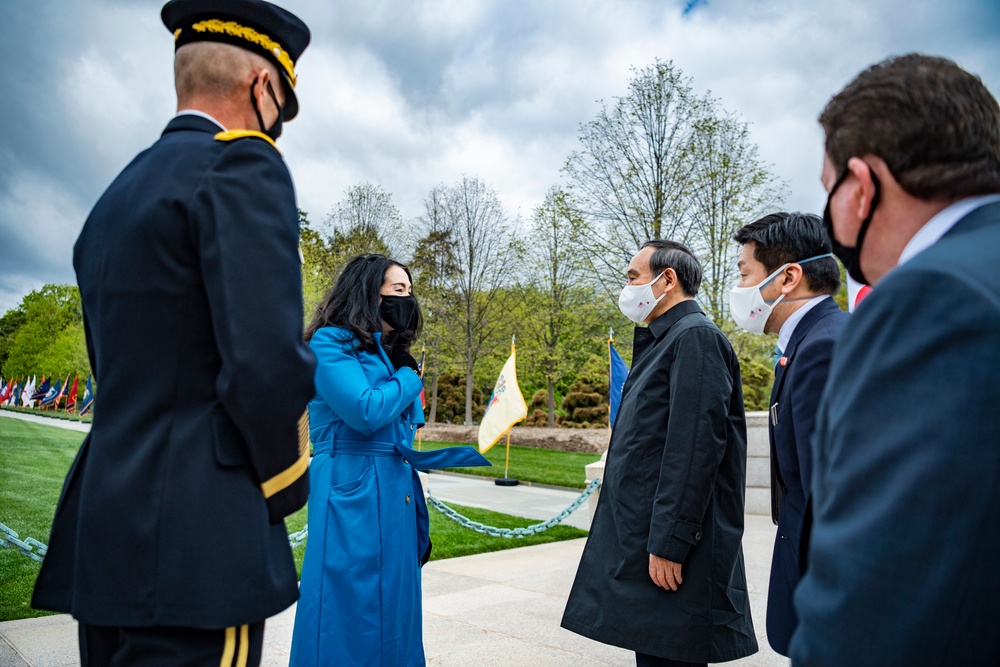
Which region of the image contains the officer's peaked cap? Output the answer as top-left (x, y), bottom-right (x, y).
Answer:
top-left (162, 0), bottom-right (310, 120)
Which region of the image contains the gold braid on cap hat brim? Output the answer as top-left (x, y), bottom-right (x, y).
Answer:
top-left (177, 19), bottom-right (297, 87)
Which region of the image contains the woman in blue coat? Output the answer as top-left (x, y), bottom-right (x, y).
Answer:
top-left (290, 254), bottom-right (489, 666)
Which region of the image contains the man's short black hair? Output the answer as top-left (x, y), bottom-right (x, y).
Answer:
top-left (733, 212), bottom-right (841, 295)
top-left (640, 240), bottom-right (702, 297)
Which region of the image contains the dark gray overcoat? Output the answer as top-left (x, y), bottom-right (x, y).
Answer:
top-left (561, 300), bottom-right (758, 663)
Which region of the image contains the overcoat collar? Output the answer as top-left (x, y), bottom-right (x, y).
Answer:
top-left (632, 299), bottom-right (703, 365)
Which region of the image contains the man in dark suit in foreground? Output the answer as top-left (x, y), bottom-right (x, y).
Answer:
top-left (730, 212), bottom-right (848, 656)
top-left (789, 54), bottom-right (1000, 665)
top-left (32, 1), bottom-right (316, 664)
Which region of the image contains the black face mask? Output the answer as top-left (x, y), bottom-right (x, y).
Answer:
top-left (823, 164), bottom-right (881, 285)
top-left (380, 294), bottom-right (418, 334)
top-left (251, 80), bottom-right (284, 141)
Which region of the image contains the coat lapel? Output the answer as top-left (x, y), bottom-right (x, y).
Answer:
top-left (770, 298), bottom-right (842, 406)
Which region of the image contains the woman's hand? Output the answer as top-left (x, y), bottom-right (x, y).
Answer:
top-left (388, 347), bottom-right (419, 373)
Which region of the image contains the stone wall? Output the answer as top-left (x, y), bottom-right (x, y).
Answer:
top-left (419, 423), bottom-right (610, 454)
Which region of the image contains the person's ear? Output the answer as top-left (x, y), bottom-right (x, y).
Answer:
top-left (780, 264), bottom-right (804, 294)
top-left (251, 68), bottom-right (270, 104)
top-left (662, 268), bottom-right (679, 293)
top-left (847, 156), bottom-right (878, 221)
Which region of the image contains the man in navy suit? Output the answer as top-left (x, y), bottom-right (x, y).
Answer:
top-left (789, 54), bottom-right (1000, 665)
top-left (730, 212), bottom-right (848, 656)
top-left (32, 1), bottom-right (316, 664)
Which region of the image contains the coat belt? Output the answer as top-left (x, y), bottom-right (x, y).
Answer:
top-left (316, 438), bottom-right (489, 471)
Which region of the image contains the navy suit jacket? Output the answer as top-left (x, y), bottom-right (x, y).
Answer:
top-left (790, 201), bottom-right (1000, 665)
top-left (765, 297), bottom-right (848, 656)
top-left (32, 116), bottom-right (316, 629)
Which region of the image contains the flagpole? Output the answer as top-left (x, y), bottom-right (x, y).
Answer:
top-left (416, 344), bottom-right (426, 451)
top-left (503, 430), bottom-right (512, 478)
top-left (608, 327), bottom-right (614, 441)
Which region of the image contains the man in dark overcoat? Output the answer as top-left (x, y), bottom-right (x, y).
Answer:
top-left (31, 1), bottom-right (316, 664)
top-left (562, 240), bottom-right (757, 667)
top-left (790, 54), bottom-right (1000, 666)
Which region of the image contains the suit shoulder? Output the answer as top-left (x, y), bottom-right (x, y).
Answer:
top-left (810, 309), bottom-right (850, 339)
top-left (200, 131), bottom-right (292, 197)
top-left (211, 131), bottom-right (288, 172)
top-left (214, 130), bottom-right (280, 153)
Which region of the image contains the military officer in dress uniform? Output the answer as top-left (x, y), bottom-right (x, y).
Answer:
top-left (31, 1), bottom-right (316, 664)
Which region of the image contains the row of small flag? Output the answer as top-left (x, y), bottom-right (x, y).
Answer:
top-left (0, 374), bottom-right (94, 415)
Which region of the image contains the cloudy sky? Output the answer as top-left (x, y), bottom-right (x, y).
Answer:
top-left (1, 0), bottom-right (998, 314)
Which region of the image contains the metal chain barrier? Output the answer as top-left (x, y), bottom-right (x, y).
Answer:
top-left (426, 477), bottom-right (601, 538)
top-left (1, 519), bottom-right (308, 559)
top-left (288, 526), bottom-right (308, 548)
top-left (0, 522), bottom-right (48, 562)
top-left (4, 479), bottom-right (601, 558)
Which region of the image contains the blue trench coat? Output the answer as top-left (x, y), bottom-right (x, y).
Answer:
top-left (290, 327), bottom-right (489, 666)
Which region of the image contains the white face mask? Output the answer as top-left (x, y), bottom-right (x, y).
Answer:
top-left (729, 254), bottom-right (833, 334)
top-left (618, 270), bottom-right (666, 324)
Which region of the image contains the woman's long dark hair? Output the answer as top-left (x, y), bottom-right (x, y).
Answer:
top-left (304, 253), bottom-right (422, 354)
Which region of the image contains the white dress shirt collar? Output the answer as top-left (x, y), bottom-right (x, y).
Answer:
top-left (175, 109), bottom-right (227, 132)
top-left (776, 295), bottom-right (831, 355)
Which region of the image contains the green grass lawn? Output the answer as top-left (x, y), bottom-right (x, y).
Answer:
top-left (417, 439), bottom-right (601, 488)
top-left (0, 419), bottom-right (82, 621)
top-left (0, 418), bottom-right (588, 622)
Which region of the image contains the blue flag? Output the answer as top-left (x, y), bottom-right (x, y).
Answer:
top-left (609, 340), bottom-right (629, 428)
top-left (80, 376), bottom-right (95, 415)
top-left (31, 377), bottom-right (51, 403)
top-left (40, 378), bottom-right (62, 407)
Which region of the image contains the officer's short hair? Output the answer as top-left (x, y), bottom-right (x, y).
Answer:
top-left (174, 42), bottom-right (275, 103)
top-left (641, 240), bottom-right (703, 298)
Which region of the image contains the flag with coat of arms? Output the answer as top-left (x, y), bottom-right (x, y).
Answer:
top-left (31, 377), bottom-right (50, 403)
top-left (477, 341), bottom-right (528, 454)
top-left (80, 376), bottom-right (95, 415)
top-left (40, 378), bottom-right (62, 407)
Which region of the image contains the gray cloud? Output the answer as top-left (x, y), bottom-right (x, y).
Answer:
top-left (1, 0), bottom-right (998, 313)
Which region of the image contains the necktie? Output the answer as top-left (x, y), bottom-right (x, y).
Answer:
top-left (773, 344), bottom-right (783, 368)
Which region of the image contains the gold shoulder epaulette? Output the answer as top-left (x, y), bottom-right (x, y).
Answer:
top-left (214, 130), bottom-right (280, 154)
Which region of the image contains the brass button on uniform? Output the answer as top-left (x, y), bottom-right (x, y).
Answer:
top-left (405, 494), bottom-right (411, 504)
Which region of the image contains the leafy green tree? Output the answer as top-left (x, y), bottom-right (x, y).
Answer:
top-left (1, 284), bottom-right (89, 382)
top-left (687, 112), bottom-right (787, 325)
top-left (434, 176), bottom-right (523, 425)
top-left (322, 182), bottom-right (401, 260)
top-left (300, 210), bottom-right (338, 321)
top-left (516, 188), bottom-right (601, 426)
top-left (409, 186), bottom-right (462, 423)
top-left (562, 59), bottom-right (711, 297)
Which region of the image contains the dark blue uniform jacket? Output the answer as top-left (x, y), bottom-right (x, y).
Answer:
top-left (32, 115), bottom-right (316, 629)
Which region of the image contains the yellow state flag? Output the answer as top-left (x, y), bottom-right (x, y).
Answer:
top-left (477, 346), bottom-right (528, 453)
